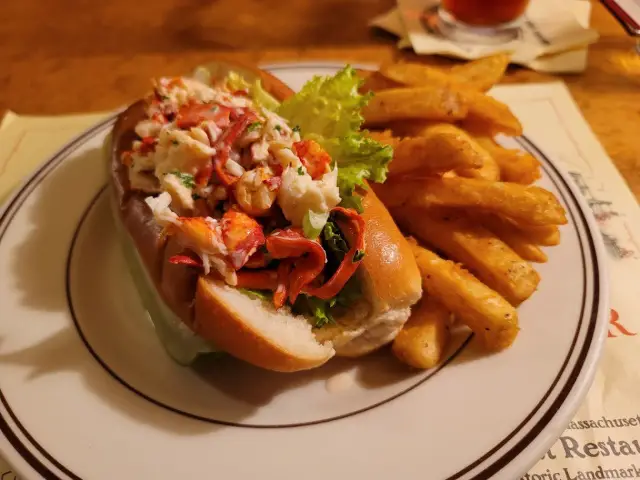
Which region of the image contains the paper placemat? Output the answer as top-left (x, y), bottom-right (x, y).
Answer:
top-left (0, 111), bottom-right (111, 205)
top-left (1, 81), bottom-right (639, 478)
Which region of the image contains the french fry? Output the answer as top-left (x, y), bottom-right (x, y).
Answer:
top-left (475, 137), bottom-right (541, 185)
top-left (367, 129), bottom-right (398, 147)
top-left (386, 120), bottom-right (444, 137)
top-left (456, 149), bottom-right (500, 181)
top-left (392, 296), bottom-right (451, 369)
top-left (507, 221), bottom-right (561, 247)
top-left (448, 53), bottom-right (511, 92)
top-left (371, 125), bottom-right (486, 176)
top-left (408, 240), bottom-right (519, 351)
top-left (382, 123), bottom-right (500, 180)
top-left (399, 177), bottom-right (567, 226)
top-left (373, 59), bottom-right (518, 134)
top-left (370, 179), bottom-right (414, 208)
top-left (362, 87), bottom-right (468, 126)
top-left (359, 70), bottom-right (401, 93)
top-left (477, 214), bottom-right (548, 263)
top-left (394, 207), bottom-right (540, 305)
top-left (355, 69), bottom-right (372, 81)
top-left (459, 90), bottom-right (523, 137)
top-left (380, 62), bottom-right (462, 89)
top-left (380, 55), bottom-right (509, 93)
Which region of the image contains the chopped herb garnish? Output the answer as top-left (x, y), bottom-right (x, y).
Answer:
top-left (210, 105), bottom-right (219, 112)
top-left (247, 121), bottom-right (262, 132)
top-left (160, 94), bottom-right (170, 101)
top-left (274, 125), bottom-right (282, 132)
top-left (192, 193), bottom-right (202, 200)
top-left (297, 166), bottom-right (305, 176)
top-left (353, 249), bottom-right (365, 262)
top-left (292, 125), bottom-right (301, 133)
top-left (170, 170), bottom-right (195, 189)
top-left (171, 140), bottom-right (179, 146)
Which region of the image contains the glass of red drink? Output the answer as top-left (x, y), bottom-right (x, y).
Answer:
top-left (437, 0), bottom-right (531, 44)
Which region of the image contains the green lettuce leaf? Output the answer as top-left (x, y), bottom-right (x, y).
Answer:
top-left (225, 71), bottom-right (280, 111)
top-left (302, 210), bottom-right (330, 239)
top-left (293, 295), bottom-right (335, 329)
top-left (334, 276), bottom-right (362, 308)
top-left (277, 66), bottom-right (393, 212)
top-left (322, 219), bottom-right (349, 261)
top-left (277, 66), bottom-right (369, 140)
top-left (292, 277), bottom-right (362, 328)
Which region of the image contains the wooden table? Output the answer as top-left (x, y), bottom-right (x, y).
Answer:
top-left (1, 0), bottom-right (639, 199)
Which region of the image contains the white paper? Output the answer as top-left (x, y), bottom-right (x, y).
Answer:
top-left (489, 83), bottom-right (640, 480)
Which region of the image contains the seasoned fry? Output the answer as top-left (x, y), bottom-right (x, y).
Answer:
top-left (448, 53), bottom-right (511, 92)
top-left (355, 69), bottom-right (372, 81)
top-left (507, 221), bottom-right (561, 246)
top-left (362, 87), bottom-right (468, 126)
top-left (394, 207), bottom-right (540, 305)
top-left (380, 55), bottom-right (510, 93)
top-left (477, 213), bottom-right (548, 263)
top-left (384, 123), bottom-right (495, 176)
top-left (372, 125), bottom-right (486, 176)
top-left (392, 296), bottom-right (451, 369)
top-left (475, 137), bottom-right (541, 185)
top-left (359, 58), bottom-right (568, 362)
top-left (367, 129), bottom-right (398, 147)
top-left (456, 148), bottom-right (500, 181)
top-left (386, 120), bottom-right (444, 137)
top-left (380, 62), bottom-right (462, 89)
top-left (399, 177), bottom-right (567, 226)
top-left (370, 178), bottom-right (414, 208)
top-left (408, 240), bottom-right (519, 351)
top-left (359, 70), bottom-right (402, 93)
top-left (459, 90), bottom-right (523, 137)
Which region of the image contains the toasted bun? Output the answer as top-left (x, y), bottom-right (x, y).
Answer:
top-left (356, 186), bottom-right (423, 313)
top-left (195, 278), bottom-right (335, 372)
top-left (323, 185), bottom-right (423, 357)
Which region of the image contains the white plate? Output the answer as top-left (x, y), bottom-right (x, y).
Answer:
top-left (0, 63), bottom-right (609, 480)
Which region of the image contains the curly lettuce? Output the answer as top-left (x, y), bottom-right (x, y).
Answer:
top-left (225, 71), bottom-right (280, 111)
top-left (277, 66), bottom-right (393, 212)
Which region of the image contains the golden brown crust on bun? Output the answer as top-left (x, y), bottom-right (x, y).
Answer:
top-left (195, 278), bottom-right (334, 372)
top-left (357, 185), bottom-right (423, 312)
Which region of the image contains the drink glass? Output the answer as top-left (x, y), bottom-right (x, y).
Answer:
top-left (437, 0), bottom-right (531, 44)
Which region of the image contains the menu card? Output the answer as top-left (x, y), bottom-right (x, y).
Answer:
top-left (1, 80), bottom-right (639, 478)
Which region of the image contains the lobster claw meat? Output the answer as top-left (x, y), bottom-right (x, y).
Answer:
top-left (221, 210), bottom-right (266, 270)
top-left (293, 140), bottom-right (332, 180)
top-left (214, 112), bottom-right (259, 187)
top-left (168, 254), bottom-right (203, 268)
top-left (176, 103), bottom-right (232, 129)
top-left (265, 228), bottom-right (327, 305)
top-left (235, 269), bottom-right (278, 290)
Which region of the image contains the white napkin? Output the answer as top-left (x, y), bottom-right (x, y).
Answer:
top-left (370, 0), bottom-right (598, 73)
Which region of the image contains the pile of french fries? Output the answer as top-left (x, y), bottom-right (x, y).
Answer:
top-left (357, 54), bottom-right (568, 369)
